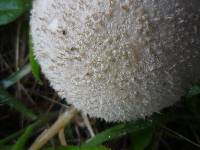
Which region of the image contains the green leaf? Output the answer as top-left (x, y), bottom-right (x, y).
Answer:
top-left (186, 85), bottom-right (200, 98)
top-left (29, 34), bottom-right (43, 84)
top-left (84, 119), bottom-right (154, 147)
top-left (130, 126), bottom-right (155, 150)
top-left (0, 0), bottom-right (32, 25)
top-left (12, 125), bottom-right (34, 150)
top-left (0, 86), bottom-right (37, 120)
top-left (1, 64), bottom-right (31, 89)
top-left (43, 145), bottom-right (110, 150)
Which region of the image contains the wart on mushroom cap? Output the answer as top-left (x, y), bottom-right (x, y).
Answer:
top-left (31, 0), bottom-right (200, 122)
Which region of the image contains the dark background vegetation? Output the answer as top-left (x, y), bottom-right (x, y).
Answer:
top-left (0, 0), bottom-right (200, 150)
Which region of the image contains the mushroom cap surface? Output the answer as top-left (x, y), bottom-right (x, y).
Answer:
top-left (31, 0), bottom-right (200, 121)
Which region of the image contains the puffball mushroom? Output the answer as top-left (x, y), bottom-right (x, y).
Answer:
top-left (30, 0), bottom-right (200, 122)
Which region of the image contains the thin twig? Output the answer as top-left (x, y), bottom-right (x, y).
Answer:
top-left (81, 113), bottom-right (95, 137)
top-left (0, 54), bottom-right (12, 73)
top-left (29, 91), bottom-right (69, 109)
top-left (162, 125), bottom-right (200, 148)
top-left (29, 107), bottom-right (78, 150)
top-left (46, 94), bottom-right (58, 113)
top-left (19, 84), bottom-right (36, 105)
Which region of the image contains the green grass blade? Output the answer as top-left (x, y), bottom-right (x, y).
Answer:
top-left (0, 86), bottom-right (37, 120)
top-left (1, 64), bottom-right (31, 89)
top-left (43, 145), bottom-right (110, 150)
top-left (0, 129), bottom-right (25, 145)
top-left (84, 111), bottom-right (175, 147)
top-left (0, 112), bottom-right (57, 145)
top-left (12, 125), bottom-right (34, 150)
top-left (84, 119), bottom-right (153, 147)
top-left (29, 34), bottom-right (43, 84)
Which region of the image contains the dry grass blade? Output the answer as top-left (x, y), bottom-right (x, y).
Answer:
top-left (29, 107), bottom-right (78, 150)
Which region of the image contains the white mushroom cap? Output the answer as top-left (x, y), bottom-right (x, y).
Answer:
top-left (30, 0), bottom-right (200, 122)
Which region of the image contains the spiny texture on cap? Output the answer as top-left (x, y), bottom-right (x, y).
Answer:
top-left (30, 0), bottom-right (200, 122)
